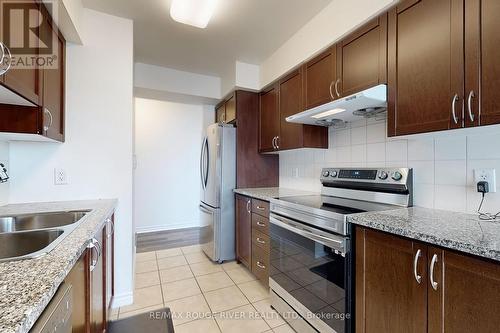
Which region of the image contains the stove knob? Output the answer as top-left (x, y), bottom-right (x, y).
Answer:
top-left (330, 170), bottom-right (338, 177)
top-left (322, 170), bottom-right (330, 177)
top-left (378, 171), bottom-right (388, 180)
top-left (392, 171), bottom-right (403, 181)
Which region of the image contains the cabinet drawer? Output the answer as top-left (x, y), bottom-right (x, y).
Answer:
top-left (252, 213), bottom-right (269, 235)
top-left (252, 228), bottom-right (270, 252)
top-left (252, 244), bottom-right (270, 286)
top-left (252, 199), bottom-right (269, 217)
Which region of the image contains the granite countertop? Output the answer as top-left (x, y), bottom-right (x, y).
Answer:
top-left (234, 187), bottom-right (318, 201)
top-left (0, 199), bottom-right (117, 333)
top-left (348, 207), bottom-right (500, 262)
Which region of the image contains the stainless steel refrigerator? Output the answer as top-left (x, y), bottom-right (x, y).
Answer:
top-left (199, 123), bottom-right (236, 263)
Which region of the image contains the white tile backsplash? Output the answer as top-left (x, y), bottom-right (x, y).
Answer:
top-left (279, 119), bottom-right (500, 214)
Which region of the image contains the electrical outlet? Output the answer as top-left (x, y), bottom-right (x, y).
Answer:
top-left (474, 168), bottom-right (496, 193)
top-left (54, 168), bottom-right (68, 185)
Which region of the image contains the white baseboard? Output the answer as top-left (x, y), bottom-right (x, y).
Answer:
top-left (135, 222), bottom-right (201, 234)
top-left (112, 291), bottom-right (133, 308)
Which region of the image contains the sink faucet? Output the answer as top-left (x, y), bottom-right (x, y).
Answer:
top-left (0, 163), bottom-right (9, 183)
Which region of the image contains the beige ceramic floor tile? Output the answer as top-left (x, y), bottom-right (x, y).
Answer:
top-left (162, 278), bottom-right (201, 302)
top-left (272, 323), bottom-right (295, 333)
top-left (160, 265), bottom-right (194, 283)
top-left (252, 299), bottom-right (286, 328)
top-left (181, 244), bottom-right (203, 254)
top-left (238, 280), bottom-right (270, 303)
top-left (221, 261), bottom-right (240, 271)
top-left (156, 247), bottom-right (183, 259)
top-left (190, 260), bottom-right (224, 276)
top-left (185, 251), bottom-right (211, 264)
top-left (136, 251), bottom-right (157, 263)
top-left (135, 270), bottom-right (160, 289)
top-left (215, 304), bottom-right (270, 333)
top-left (157, 255), bottom-right (188, 270)
top-left (196, 271), bottom-right (235, 292)
top-left (135, 259), bottom-right (158, 274)
top-left (203, 285), bottom-right (249, 313)
top-left (118, 303), bottom-right (164, 319)
top-left (166, 294), bottom-right (211, 326)
top-left (174, 318), bottom-right (221, 333)
top-left (226, 266), bottom-right (258, 284)
top-left (109, 313), bottom-right (118, 321)
top-left (119, 285), bottom-right (163, 313)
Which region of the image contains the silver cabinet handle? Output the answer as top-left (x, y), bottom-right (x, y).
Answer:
top-left (271, 136), bottom-right (276, 150)
top-left (275, 136), bottom-right (280, 150)
top-left (256, 237), bottom-right (266, 244)
top-left (451, 94), bottom-right (459, 124)
top-left (413, 249), bottom-right (422, 284)
top-left (256, 261), bottom-right (266, 269)
top-left (467, 90), bottom-right (475, 122)
top-left (256, 206), bottom-right (266, 211)
top-left (334, 78), bottom-right (341, 97)
top-left (246, 199), bottom-right (251, 214)
top-left (88, 238), bottom-right (99, 271)
top-left (43, 108), bottom-right (53, 133)
top-left (106, 218), bottom-right (114, 238)
top-left (256, 221), bottom-right (266, 227)
top-left (0, 42), bottom-right (12, 76)
top-left (430, 253), bottom-right (438, 290)
top-left (329, 81), bottom-right (335, 100)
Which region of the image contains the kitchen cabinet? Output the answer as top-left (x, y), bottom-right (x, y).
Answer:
top-left (465, 0), bottom-right (500, 127)
top-left (90, 224), bottom-right (106, 333)
top-left (0, 0), bottom-right (41, 105)
top-left (216, 103), bottom-right (225, 124)
top-left (216, 94), bottom-right (236, 124)
top-left (259, 83), bottom-right (280, 152)
top-left (0, 4), bottom-right (65, 141)
top-left (387, 0), bottom-right (464, 136)
top-left (336, 14), bottom-right (387, 97)
top-left (65, 250), bottom-right (89, 333)
top-left (104, 217), bottom-right (115, 321)
top-left (356, 226), bottom-right (500, 333)
top-left (303, 46), bottom-right (337, 109)
top-left (236, 194), bottom-right (252, 268)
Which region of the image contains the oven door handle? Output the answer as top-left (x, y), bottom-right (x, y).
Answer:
top-left (270, 215), bottom-right (346, 253)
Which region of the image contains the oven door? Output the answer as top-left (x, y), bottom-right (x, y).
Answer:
top-left (269, 213), bottom-right (351, 333)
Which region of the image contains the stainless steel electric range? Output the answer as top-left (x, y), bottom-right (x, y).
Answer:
top-left (269, 167), bottom-right (413, 333)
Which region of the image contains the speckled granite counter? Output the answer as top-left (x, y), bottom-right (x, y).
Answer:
top-left (234, 187), bottom-right (317, 201)
top-left (348, 207), bottom-right (500, 262)
top-left (0, 199), bottom-right (117, 333)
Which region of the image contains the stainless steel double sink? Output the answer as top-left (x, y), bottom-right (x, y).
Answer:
top-left (0, 211), bottom-right (89, 262)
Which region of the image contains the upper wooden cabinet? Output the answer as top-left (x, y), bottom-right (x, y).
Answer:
top-left (465, 0), bottom-right (500, 127)
top-left (357, 226), bottom-right (500, 333)
top-left (303, 46), bottom-right (337, 109)
top-left (388, 0), bottom-right (464, 136)
top-left (337, 14), bottom-right (387, 98)
top-left (259, 84), bottom-right (280, 152)
top-left (216, 94), bottom-right (236, 124)
top-left (215, 103), bottom-right (225, 124)
top-left (279, 69), bottom-right (304, 150)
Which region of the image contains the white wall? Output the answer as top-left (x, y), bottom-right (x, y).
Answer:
top-left (260, 0), bottom-right (396, 87)
top-left (235, 61), bottom-right (260, 91)
top-left (0, 142), bottom-right (9, 205)
top-left (9, 9), bottom-right (134, 306)
top-left (134, 98), bottom-right (214, 233)
top-left (280, 120), bottom-right (500, 215)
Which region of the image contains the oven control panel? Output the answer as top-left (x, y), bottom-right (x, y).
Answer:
top-left (320, 167), bottom-right (412, 185)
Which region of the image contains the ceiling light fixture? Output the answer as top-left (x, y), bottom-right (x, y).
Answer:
top-left (170, 0), bottom-right (218, 29)
top-left (311, 108), bottom-right (347, 119)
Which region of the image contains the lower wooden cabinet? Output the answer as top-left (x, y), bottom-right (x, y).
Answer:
top-left (235, 194), bottom-right (252, 267)
top-left (356, 226), bottom-right (500, 333)
top-left (64, 214), bottom-right (115, 333)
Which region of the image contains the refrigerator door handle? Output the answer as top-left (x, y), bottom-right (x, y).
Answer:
top-left (200, 137), bottom-right (207, 189)
top-left (204, 137), bottom-right (209, 187)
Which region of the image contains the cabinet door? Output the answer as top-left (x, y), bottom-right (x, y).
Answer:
top-left (39, 13), bottom-right (65, 141)
top-left (65, 250), bottom-right (90, 333)
top-left (216, 103), bottom-right (225, 124)
top-left (104, 216), bottom-right (115, 322)
top-left (225, 95), bottom-right (236, 123)
top-left (337, 14), bottom-right (387, 97)
top-left (279, 69), bottom-right (303, 150)
top-left (356, 228), bottom-right (427, 333)
top-left (1, 0), bottom-right (41, 105)
top-left (235, 195), bottom-right (252, 268)
top-left (427, 247), bottom-right (500, 333)
top-left (465, 0), bottom-right (500, 127)
top-left (303, 46), bottom-right (337, 109)
top-left (90, 226), bottom-right (105, 333)
top-left (259, 84), bottom-right (279, 152)
top-left (387, 0), bottom-right (464, 136)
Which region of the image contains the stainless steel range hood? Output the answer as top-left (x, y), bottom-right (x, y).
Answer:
top-left (286, 84), bottom-right (387, 126)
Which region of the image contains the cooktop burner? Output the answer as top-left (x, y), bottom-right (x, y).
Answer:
top-left (275, 195), bottom-right (366, 215)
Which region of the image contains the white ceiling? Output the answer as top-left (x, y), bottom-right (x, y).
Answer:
top-left (82, 0), bottom-right (332, 77)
